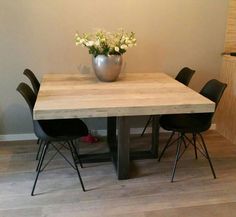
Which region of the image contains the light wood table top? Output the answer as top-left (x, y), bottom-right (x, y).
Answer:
top-left (33, 72), bottom-right (215, 120)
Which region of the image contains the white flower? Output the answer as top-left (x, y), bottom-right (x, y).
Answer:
top-left (85, 41), bottom-right (94, 47)
top-left (114, 46), bottom-right (119, 52)
top-left (120, 44), bottom-right (128, 50)
top-left (95, 40), bottom-right (100, 46)
top-left (80, 39), bottom-right (85, 44)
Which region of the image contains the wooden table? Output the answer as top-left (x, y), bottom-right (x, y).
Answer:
top-left (34, 72), bottom-right (215, 179)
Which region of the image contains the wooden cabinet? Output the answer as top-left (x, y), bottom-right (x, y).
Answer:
top-left (215, 55), bottom-right (236, 144)
top-left (215, 0), bottom-right (236, 144)
top-left (224, 0), bottom-right (236, 53)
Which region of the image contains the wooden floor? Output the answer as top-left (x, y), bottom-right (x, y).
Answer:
top-left (1, 131), bottom-right (236, 217)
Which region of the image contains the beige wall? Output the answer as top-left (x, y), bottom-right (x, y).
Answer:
top-left (0, 0), bottom-right (229, 134)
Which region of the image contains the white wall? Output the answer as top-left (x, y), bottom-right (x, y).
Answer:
top-left (0, 0), bottom-right (229, 134)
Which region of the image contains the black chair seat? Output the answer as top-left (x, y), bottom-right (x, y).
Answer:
top-left (36, 119), bottom-right (88, 141)
top-left (160, 113), bottom-right (212, 133)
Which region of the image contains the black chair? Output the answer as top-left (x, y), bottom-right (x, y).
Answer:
top-left (158, 79), bottom-right (227, 182)
top-left (141, 67), bottom-right (195, 137)
top-left (23, 69), bottom-right (40, 94)
top-left (17, 82), bottom-right (88, 195)
top-left (175, 67), bottom-right (195, 86)
top-left (23, 69), bottom-right (42, 159)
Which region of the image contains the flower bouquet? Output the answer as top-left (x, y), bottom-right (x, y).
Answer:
top-left (75, 29), bottom-right (137, 57)
top-left (75, 29), bottom-right (137, 82)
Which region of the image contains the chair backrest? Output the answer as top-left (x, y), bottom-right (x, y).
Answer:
top-left (200, 79), bottom-right (227, 109)
top-left (196, 79), bottom-right (227, 129)
top-left (175, 67), bottom-right (195, 86)
top-left (17, 82), bottom-right (48, 139)
top-left (16, 82), bottom-right (36, 116)
top-left (23, 69), bottom-right (40, 94)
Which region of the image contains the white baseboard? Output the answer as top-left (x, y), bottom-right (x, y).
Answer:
top-left (0, 124), bottom-right (216, 142)
top-left (0, 133), bottom-right (37, 141)
top-left (0, 127), bottom-right (154, 141)
top-left (90, 127), bottom-right (153, 137)
top-left (92, 124), bottom-right (216, 136)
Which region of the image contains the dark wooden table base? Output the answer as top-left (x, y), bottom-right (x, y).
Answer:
top-left (78, 116), bottom-right (160, 180)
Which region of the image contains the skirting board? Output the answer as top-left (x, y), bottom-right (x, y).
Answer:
top-left (0, 124), bottom-right (216, 142)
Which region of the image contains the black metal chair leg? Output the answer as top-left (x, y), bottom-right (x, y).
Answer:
top-left (198, 133), bottom-right (216, 179)
top-left (31, 142), bottom-right (49, 196)
top-left (193, 133), bottom-right (198, 159)
top-left (36, 141), bottom-right (46, 171)
top-left (158, 131), bottom-right (175, 162)
top-left (68, 141), bottom-right (85, 192)
top-left (171, 135), bottom-right (182, 182)
top-left (36, 139), bottom-right (43, 160)
top-left (141, 116), bottom-right (153, 137)
top-left (71, 141), bottom-right (83, 168)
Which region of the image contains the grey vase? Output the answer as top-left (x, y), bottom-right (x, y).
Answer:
top-left (92, 55), bottom-right (123, 82)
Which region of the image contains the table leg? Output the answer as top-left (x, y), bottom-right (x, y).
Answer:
top-left (117, 116), bottom-right (130, 180)
top-left (151, 115), bottom-right (160, 158)
top-left (107, 117), bottom-right (117, 150)
top-left (107, 115), bottom-right (157, 179)
top-left (80, 115), bottom-right (159, 178)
